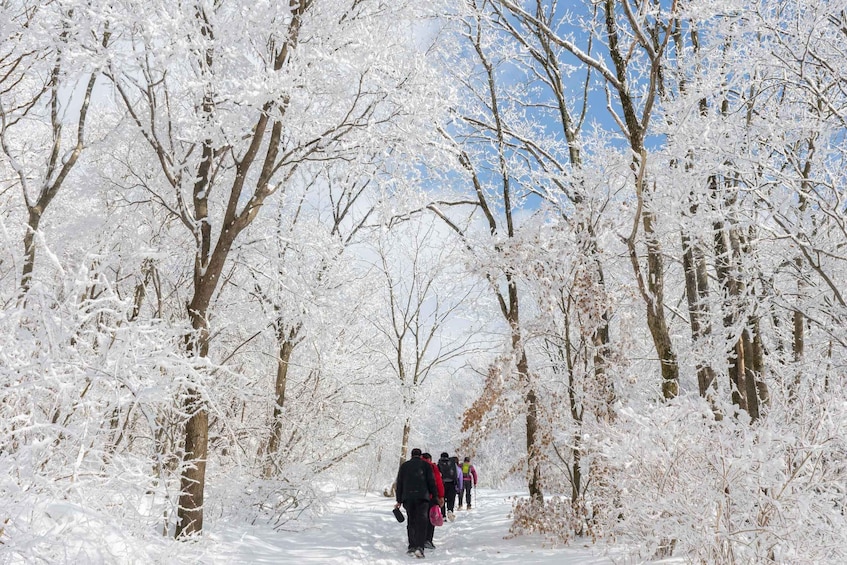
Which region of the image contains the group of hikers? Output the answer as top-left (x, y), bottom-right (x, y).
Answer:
top-left (393, 448), bottom-right (479, 559)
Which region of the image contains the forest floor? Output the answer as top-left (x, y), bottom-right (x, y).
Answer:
top-left (205, 488), bottom-right (647, 564)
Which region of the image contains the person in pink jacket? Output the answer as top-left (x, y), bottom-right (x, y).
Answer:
top-left (458, 456), bottom-right (478, 509)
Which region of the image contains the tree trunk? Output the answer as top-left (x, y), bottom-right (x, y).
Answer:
top-left (644, 208), bottom-right (679, 399)
top-left (173, 122), bottom-right (243, 536)
top-left (521, 352), bottom-right (542, 503)
top-left (175, 387), bottom-right (208, 537)
top-left (263, 333), bottom-right (296, 478)
top-left (591, 323), bottom-right (613, 420)
top-left (791, 256), bottom-right (805, 399)
top-left (580, 226), bottom-right (615, 421)
top-left (749, 314), bottom-right (770, 410)
top-left (602, 0), bottom-right (679, 398)
top-left (20, 208), bottom-right (42, 294)
top-left (511, 302), bottom-right (543, 503)
top-left (741, 328), bottom-right (760, 421)
top-left (714, 218), bottom-right (771, 420)
top-left (714, 222), bottom-right (747, 412)
top-left (399, 417), bottom-right (411, 468)
top-left (563, 325), bottom-right (583, 504)
top-left (626, 194), bottom-right (680, 400)
top-left (738, 228), bottom-right (770, 415)
top-left (175, 273), bottom-right (215, 537)
top-left (681, 230), bottom-right (717, 399)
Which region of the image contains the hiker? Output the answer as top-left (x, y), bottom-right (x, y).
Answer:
top-left (456, 456), bottom-right (464, 495)
top-left (436, 452), bottom-right (460, 520)
top-left (421, 453), bottom-right (445, 550)
top-left (458, 456), bottom-right (478, 510)
top-left (395, 448), bottom-right (438, 558)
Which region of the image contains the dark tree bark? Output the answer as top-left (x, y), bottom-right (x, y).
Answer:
top-left (117, 1), bottom-right (310, 537)
top-left (602, 0), bottom-right (679, 398)
top-left (9, 18), bottom-right (107, 295)
top-left (681, 228), bottom-right (718, 400)
top-left (263, 325), bottom-right (299, 478)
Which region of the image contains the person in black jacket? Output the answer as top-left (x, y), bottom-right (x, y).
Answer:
top-left (394, 448), bottom-right (437, 558)
top-left (436, 452), bottom-right (459, 519)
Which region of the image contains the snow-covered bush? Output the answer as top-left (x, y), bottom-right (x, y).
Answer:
top-left (601, 394), bottom-right (847, 563)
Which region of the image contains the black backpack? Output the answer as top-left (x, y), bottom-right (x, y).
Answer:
top-left (437, 458), bottom-right (457, 482)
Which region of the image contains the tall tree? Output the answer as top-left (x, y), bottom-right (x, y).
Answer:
top-left (500, 0), bottom-right (681, 399)
top-left (487, 0), bottom-right (615, 421)
top-left (107, 0), bottom-right (440, 536)
top-left (256, 165), bottom-right (378, 478)
top-left (0, 2), bottom-right (110, 295)
top-left (367, 216), bottom-right (480, 468)
top-left (432, 0), bottom-right (549, 502)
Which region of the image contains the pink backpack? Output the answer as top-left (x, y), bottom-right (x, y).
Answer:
top-left (429, 505), bottom-right (443, 527)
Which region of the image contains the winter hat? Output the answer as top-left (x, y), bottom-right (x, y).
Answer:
top-left (440, 452), bottom-right (449, 459)
top-left (411, 448), bottom-right (422, 457)
top-left (464, 456), bottom-right (470, 462)
top-left (422, 452), bottom-right (432, 461)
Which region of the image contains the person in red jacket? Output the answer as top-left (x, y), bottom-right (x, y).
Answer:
top-left (421, 453), bottom-right (445, 550)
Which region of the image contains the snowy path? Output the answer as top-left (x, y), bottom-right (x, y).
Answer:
top-left (208, 489), bottom-right (615, 564)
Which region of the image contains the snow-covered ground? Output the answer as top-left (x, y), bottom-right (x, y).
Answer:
top-left (206, 489), bottom-right (618, 564)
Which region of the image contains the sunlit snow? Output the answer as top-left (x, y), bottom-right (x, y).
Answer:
top-left (207, 489), bottom-right (631, 564)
